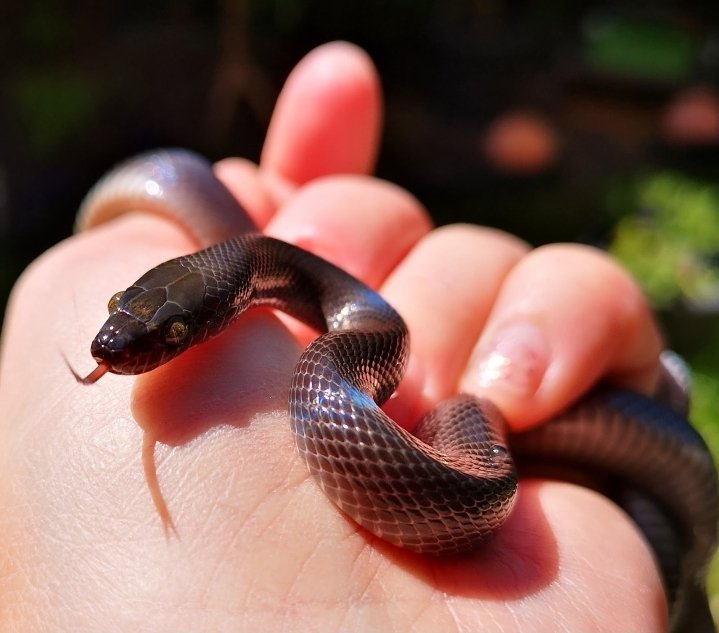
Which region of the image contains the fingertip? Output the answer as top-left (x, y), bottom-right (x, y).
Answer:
top-left (381, 224), bottom-right (529, 404)
top-left (460, 244), bottom-right (663, 429)
top-left (261, 41), bottom-right (382, 187)
top-left (266, 175), bottom-right (430, 287)
top-left (464, 319), bottom-right (551, 424)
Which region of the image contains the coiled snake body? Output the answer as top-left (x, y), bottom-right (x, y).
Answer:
top-left (75, 150), bottom-right (718, 632)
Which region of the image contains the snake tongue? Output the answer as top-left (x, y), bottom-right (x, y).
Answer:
top-left (62, 352), bottom-right (110, 385)
top-left (76, 361), bottom-right (110, 384)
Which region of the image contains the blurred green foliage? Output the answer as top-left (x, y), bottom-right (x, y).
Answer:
top-left (694, 366), bottom-right (719, 612)
top-left (610, 173), bottom-right (719, 309)
top-left (585, 13), bottom-right (700, 81)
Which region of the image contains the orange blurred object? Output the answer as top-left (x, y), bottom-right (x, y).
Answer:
top-left (662, 86), bottom-right (719, 145)
top-left (483, 111), bottom-right (559, 175)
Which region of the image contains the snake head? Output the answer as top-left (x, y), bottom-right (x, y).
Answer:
top-left (90, 284), bottom-right (196, 375)
top-left (81, 249), bottom-right (251, 379)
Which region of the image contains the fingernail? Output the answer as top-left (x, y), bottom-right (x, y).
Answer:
top-left (466, 321), bottom-right (549, 399)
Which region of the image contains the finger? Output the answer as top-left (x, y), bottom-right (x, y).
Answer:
top-left (213, 157), bottom-right (277, 229)
top-left (380, 224), bottom-right (529, 424)
top-left (260, 42), bottom-right (382, 197)
top-left (265, 175), bottom-right (431, 287)
top-left (459, 243), bottom-right (663, 429)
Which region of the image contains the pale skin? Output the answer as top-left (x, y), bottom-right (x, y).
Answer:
top-left (0, 42), bottom-right (668, 632)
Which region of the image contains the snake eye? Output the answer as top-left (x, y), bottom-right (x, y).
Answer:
top-left (163, 316), bottom-right (189, 346)
top-left (107, 291), bottom-right (124, 313)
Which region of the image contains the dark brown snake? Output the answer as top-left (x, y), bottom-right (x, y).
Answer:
top-left (74, 149), bottom-right (718, 632)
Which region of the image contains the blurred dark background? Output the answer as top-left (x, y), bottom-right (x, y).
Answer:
top-left (2, 0), bottom-right (719, 607)
top-left (3, 1), bottom-right (719, 317)
top-left (3, 7), bottom-right (719, 391)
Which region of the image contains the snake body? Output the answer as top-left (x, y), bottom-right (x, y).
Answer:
top-left (76, 150), bottom-right (718, 632)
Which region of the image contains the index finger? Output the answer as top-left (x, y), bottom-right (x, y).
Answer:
top-left (260, 42), bottom-right (382, 196)
top-left (214, 42), bottom-right (383, 230)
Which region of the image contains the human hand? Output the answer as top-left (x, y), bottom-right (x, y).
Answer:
top-left (0, 42), bottom-right (666, 632)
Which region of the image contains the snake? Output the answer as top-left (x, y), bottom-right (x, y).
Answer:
top-left (73, 149), bottom-right (718, 632)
